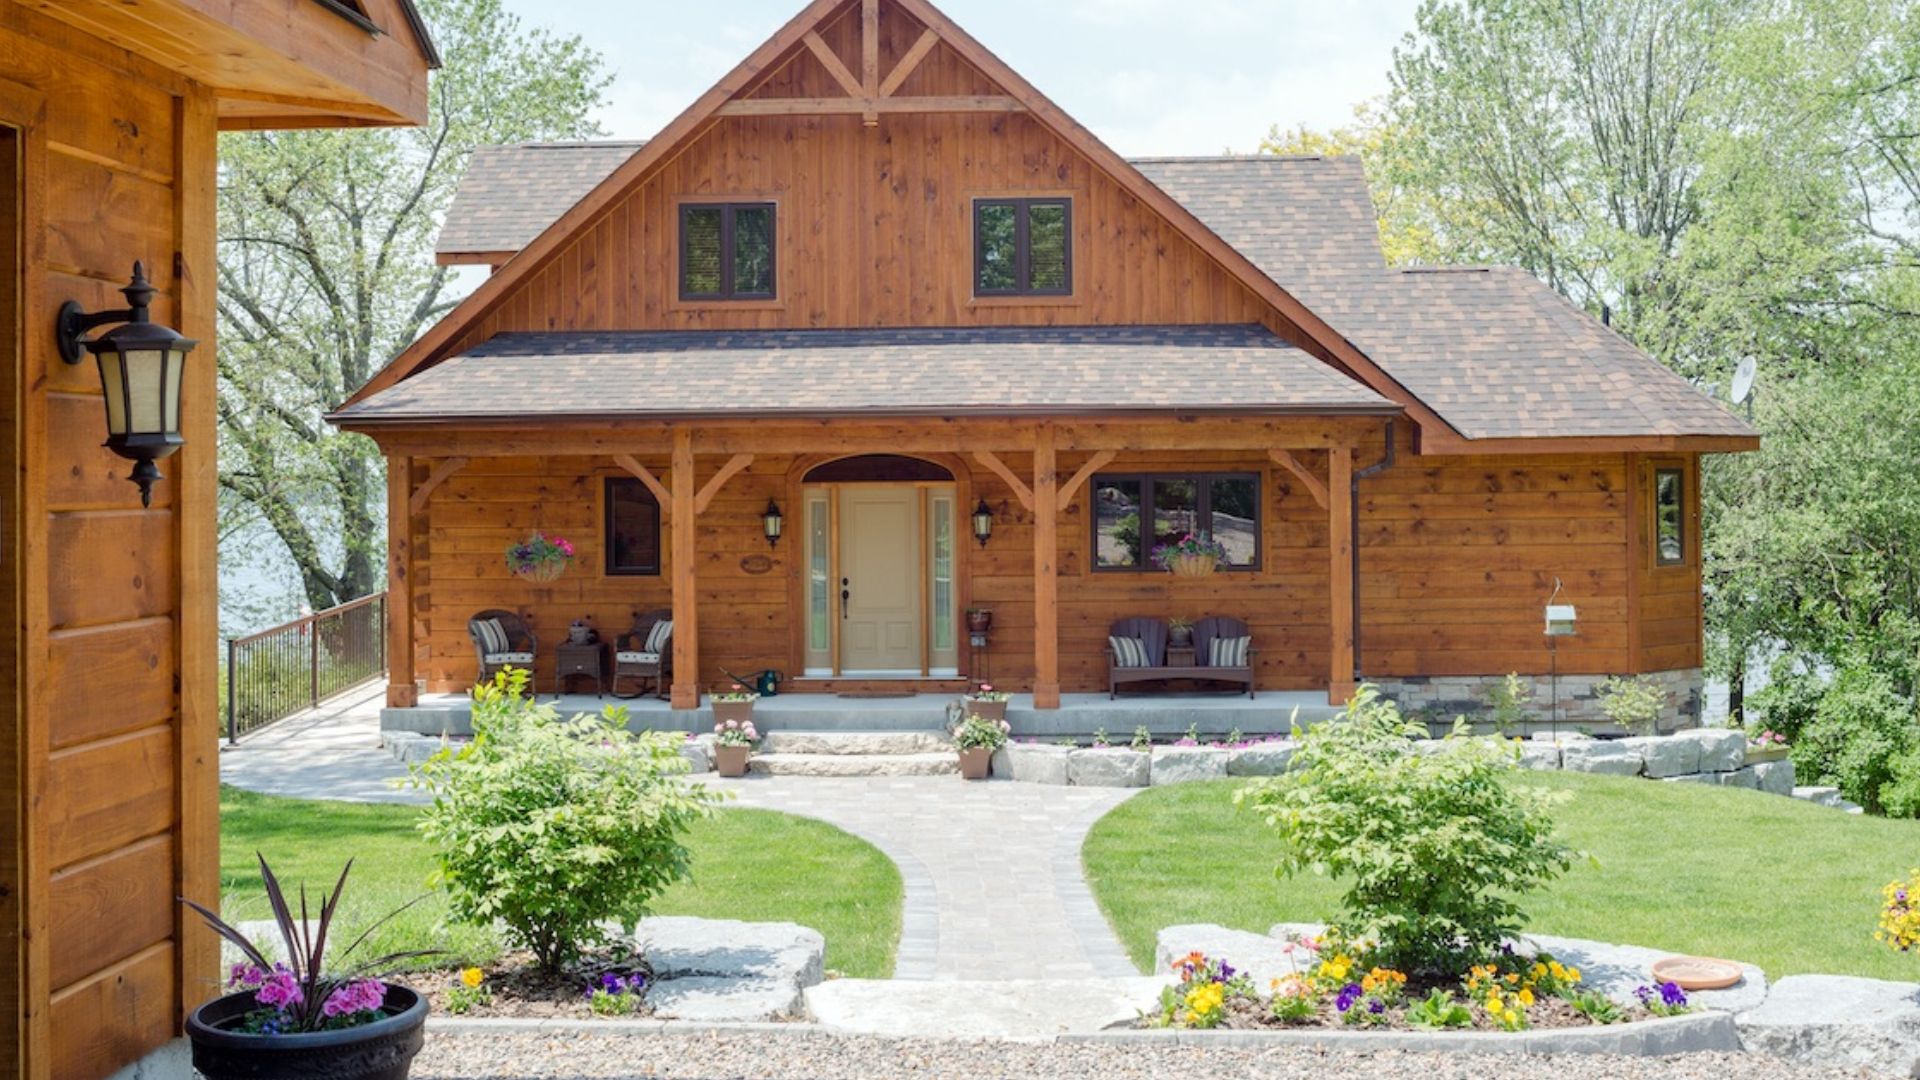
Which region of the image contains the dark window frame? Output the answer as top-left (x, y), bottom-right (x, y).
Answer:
top-left (312, 0), bottom-right (380, 34)
top-left (1090, 472), bottom-right (1262, 573)
top-left (678, 201), bottom-right (777, 302)
top-left (973, 197), bottom-right (1073, 298)
top-left (604, 477), bottom-right (663, 577)
top-left (1653, 466), bottom-right (1687, 568)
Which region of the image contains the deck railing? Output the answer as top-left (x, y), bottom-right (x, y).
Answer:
top-left (225, 593), bottom-right (387, 743)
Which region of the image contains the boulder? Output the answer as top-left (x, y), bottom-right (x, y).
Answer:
top-left (679, 738), bottom-right (712, 774)
top-left (1717, 767), bottom-right (1760, 790)
top-left (1150, 747), bottom-right (1230, 786)
top-left (633, 916), bottom-right (824, 990)
top-left (1516, 742), bottom-right (1562, 771)
top-left (1559, 740), bottom-right (1643, 776)
top-left (1520, 933), bottom-right (1768, 1014)
top-left (1620, 736), bottom-right (1700, 779)
top-left (1227, 742), bottom-right (1295, 777)
top-left (1737, 974), bottom-right (1920, 1077)
top-left (1156, 925), bottom-right (1313, 989)
top-left (1533, 731), bottom-right (1591, 744)
top-left (1673, 728), bottom-right (1746, 772)
top-left (646, 975), bottom-right (805, 1022)
top-left (1004, 743), bottom-right (1071, 785)
top-left (1662, 773), bottom-right (1717, 785)
top-left (1794, 785), bottom-right (1845, 806)
top-left (1068, 748), bottom-right (1150, 788)
top-left (1751, 760), bottom-right (1796, 796)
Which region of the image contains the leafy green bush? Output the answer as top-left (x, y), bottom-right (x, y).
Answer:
top-left (1482, 673), bottom-right (1534, 735)
top-left (1235, 687), bottom-right (1576, 976)
top-left (1750, 659), bottom-right (1826, 744)
top-left (1596, 676), bottom-right (1666, 735)
top-left (1793, 667), bottom-right (1918, 814)
top-left (410, 672), bottom-right (723, 972)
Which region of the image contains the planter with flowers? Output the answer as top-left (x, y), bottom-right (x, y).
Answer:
top-left (952, 711), bottom-right (1010, 780)
top-left (183, 859), bottom-right (427, 1080)
top-left (712, 683), bottom-right (759, 727)
top-left (713, 716), bottom-right (760, 778)
top-left (1153, 534), bottom-right (1229, 579)
top-left (962, 683), bottom-right (1011, 722)
top-left (1746, 728), bottom-right (1792, 764)
top-left (507, 532), bottom-right (575, 584)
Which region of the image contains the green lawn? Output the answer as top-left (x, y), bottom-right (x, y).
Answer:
top-left (1084, 771), bottom-right (1920, 980)
top-left (219, 786), bottom-right (903, 978)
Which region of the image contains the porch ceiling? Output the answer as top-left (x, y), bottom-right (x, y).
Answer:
top-left (328, 324), bottom-right (1400, 426)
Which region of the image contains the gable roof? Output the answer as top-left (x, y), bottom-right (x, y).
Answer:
top-left (330, 324), bottom-right (1398, 423)
top-left (438, 142), bottom-right (642, 259)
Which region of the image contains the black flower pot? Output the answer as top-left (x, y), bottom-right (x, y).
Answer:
top-left (187, 985), bottom-right (426, 1080)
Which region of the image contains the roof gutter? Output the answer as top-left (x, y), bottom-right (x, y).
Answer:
top-left (326, 401), bottom-right (1406, 429)
top-left (1351, 421), bottom-right (1398, 689)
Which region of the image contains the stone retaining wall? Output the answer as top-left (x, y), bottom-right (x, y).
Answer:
top-left (1374, 668), bottom-right (1705, 733)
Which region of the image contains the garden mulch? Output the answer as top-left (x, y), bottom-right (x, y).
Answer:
top-left (413, 951), bottom-right (656, 1021)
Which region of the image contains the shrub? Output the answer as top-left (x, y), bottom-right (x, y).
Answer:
top-left (1595, 675), bottom-right (1666, 735)
top-left (1482, 673), bottom-right (1533, 734)
top-left (1750, 658), bottom-right (1825, 744)
top-left (410, 672), bottom-right (723, 973)
top-left (1235, 687), bottom-right (1576, 976)
top-left (1793, 667), bottom-right (1918, 813)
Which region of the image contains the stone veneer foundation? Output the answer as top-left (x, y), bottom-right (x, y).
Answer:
top-left (1372, 668), bottom-right (1705, 735)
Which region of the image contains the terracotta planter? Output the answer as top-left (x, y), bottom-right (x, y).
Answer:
top-left (1745, 745), bottom-right (1791, 764)
top-left (958, 746), bottom-right (993, 780)
top-left (1167, 554), bottom-right (1218, 579)
top-left (714, 744), bottom-right (751, 778)
top-left (712, 699), bottom-right (756, 726)
top-left (512, 561), bottom-right (567, 584)
top-left (964, 698), bottom-right (1008, 722)
top-left (966, 610), bottom-right (994, 634)
top-left (1169, 625), bottom-right (1194, 648)
top-left (187, 985), bottom-right (426, 1080)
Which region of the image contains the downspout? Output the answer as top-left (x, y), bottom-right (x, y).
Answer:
top-left (1350, 422), bottom-right (1398, 686)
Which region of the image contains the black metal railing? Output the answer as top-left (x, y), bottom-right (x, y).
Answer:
top-left (226, 593), bottom-right (387, 743)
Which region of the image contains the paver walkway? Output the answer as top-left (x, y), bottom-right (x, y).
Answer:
top-left (219, 692), bottom-right (1142, 981)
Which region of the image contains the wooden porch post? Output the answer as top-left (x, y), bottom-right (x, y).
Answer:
top-left (670, 430), bottom-right (700, 710)
top-left (1032, 424), bottom-right (1061, 709)
top-left (385, 453), bottom-right (417, 707)
top-left (1329, 444), bottom-right (1356, 705)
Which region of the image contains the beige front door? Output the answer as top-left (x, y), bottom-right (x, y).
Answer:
top-left (838, 485), bottom-right (921, 672)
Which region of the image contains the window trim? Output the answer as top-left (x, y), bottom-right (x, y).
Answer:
top-left (604, 477), bottom-right (663, 577)
top-left (1653, 465), bottom-right (1687, 568)
top-left (973, 197), bottom-right (1073, 298)
top-left (678, 201), bottom-right (778, 302)
top-left (1089, 472), bottom-right (1262, 573)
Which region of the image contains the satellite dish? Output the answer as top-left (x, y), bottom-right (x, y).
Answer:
top-left (1730, 357), bottom-right (1758, 404)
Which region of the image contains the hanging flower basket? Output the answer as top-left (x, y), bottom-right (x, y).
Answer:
top-left (1153, 535), bottom-right (1228, 579)
top-left (506, 532), bottom-right (574, 584)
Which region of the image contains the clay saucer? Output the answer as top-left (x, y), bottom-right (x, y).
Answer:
top-left (1650, 956), bottom-right (1744, 990)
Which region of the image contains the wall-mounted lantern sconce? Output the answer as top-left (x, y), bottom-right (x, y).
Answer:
top-left (971, 498), bottom-right (994, 548)
top-left (761, 499), bottom-right (784, 548)
top-left (57, 262), bottom-right (195, 508)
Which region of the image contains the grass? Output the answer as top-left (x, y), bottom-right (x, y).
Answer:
top-left (219, 785), bottom-right (903, 979)
top-left (1083, 771), bottom-right (1920, 980)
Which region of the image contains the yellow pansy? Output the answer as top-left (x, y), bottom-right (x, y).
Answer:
top-left (460, 967), bottom-right (485, 989)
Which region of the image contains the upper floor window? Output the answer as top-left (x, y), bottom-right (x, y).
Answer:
top-left (1092, 473), bottom-right (1260, 572)
top-left (680, 202), bottom-right (776, 301)
top-left (974, 198), bottom-right (1072, 297)
top-left (1654, 467), bottom-right (1686, 566)
top-left (605, 478), bottom-right (662, 576)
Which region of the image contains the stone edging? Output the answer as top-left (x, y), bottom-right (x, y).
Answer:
top-left (424, 1012), bottom-right (1741, 1057)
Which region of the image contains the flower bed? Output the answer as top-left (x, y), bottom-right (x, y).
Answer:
top-left (417, 953), bottom-right (656, 1020)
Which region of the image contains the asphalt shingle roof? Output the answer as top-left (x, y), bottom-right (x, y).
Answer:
top-left (420, 145), bottom-right (1754, 441)
top-left (331, 324), bottom-right (1399, 423)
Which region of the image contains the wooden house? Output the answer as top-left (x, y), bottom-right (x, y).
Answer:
top-left (334, 0), bottom-right (1756, 725)
top-left (0, 3), bottom-right (434, 1077)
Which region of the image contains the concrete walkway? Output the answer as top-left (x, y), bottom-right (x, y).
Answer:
top-left (219, 693), bottom-right (1143, 982)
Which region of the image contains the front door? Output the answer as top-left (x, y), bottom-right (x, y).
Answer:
top-left (837, 485), bottom-right (921, 672)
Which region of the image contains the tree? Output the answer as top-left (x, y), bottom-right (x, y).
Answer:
top-left (1258, 100), bottom-right (1441, 265)
top-left (217, 0), bottom-right (607, 621)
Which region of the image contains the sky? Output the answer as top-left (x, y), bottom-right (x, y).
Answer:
top-left (496, 0), bottom-right (1426, 156)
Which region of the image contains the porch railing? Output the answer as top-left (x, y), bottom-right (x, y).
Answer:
top-left (225, 593), bottom-right (387, 744)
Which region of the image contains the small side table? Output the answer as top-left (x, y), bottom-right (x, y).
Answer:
top-left (1167, 645), bottom-right (1197, 668)
top-left (555, 641), bottom-right (607, 697)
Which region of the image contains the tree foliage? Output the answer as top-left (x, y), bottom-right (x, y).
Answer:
top-left (217, 0), bottom-right (607, 620)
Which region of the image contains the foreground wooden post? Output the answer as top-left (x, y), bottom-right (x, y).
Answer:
top-left (385, 453), bottom-right (418, 708)
top-left (1032, 425), bottom-right (1060, 709)
top-left (1329, 444), bottom-right (1356, 706)
top-left (671, 430), bottom-right (701, 710)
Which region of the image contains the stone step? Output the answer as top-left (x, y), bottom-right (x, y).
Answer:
top-left (747, 751), bottom-right (959, 777)
top-left (759, 730), bottom-right (954, 756)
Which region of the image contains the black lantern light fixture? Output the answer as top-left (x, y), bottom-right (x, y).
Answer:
top-left (761, 499), bottom-right (785, 548)
top-left (57, 263), bottom-right (195, 507)
top-left (971, 498), bottom-right (994, 548)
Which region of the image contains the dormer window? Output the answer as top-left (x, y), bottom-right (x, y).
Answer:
top-left (974, 198), bottom-right (1071, 297)
top-left (680, 202), bottom-right (776, 301)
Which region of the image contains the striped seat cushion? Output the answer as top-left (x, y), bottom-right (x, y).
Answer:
top-left (1108, 636), bottom-right (1151, 668)
top-left (1210, 636), bottom-right (1251, 668)
top-left (617, 651), bottom-right (662, 665)
top-left (473, 617), bottom-right (511, 656)
top-left (485, 651), bottom-right (535, 666)
top-left (644, 620), bottom-right (674, 654)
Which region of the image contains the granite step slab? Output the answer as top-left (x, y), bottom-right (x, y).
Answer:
top-left (747, 751), bottom-right (959, 777)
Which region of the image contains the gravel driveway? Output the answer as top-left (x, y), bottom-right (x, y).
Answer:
top-left (412, 1030), bottom-right (1899, 1079)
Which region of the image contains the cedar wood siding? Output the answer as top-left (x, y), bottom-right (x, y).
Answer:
top-left (0, 6), bottom-right (219, 1078)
